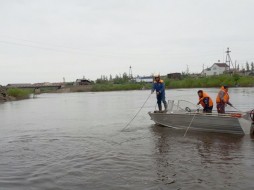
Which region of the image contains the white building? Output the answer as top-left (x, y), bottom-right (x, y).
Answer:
top-left (135, 76), bottom-right (153, 83)
top-left (202, 63), bottom-right (229, 76)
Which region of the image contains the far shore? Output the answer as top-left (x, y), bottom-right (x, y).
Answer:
top-left (1, 74), bottom-right (253, 102)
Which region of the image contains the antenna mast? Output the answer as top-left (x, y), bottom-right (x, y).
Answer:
top-left (225, 47), bottom-right (234, 70)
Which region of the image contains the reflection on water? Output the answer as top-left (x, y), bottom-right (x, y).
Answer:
top-left (150, 125), bottom-right (254, 189)
top-left (0, 88), bottom-right (254, 189)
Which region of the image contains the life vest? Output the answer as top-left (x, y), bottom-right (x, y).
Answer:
top-left (199, 92), bottom-right (213, 107)
top-left (216, 86), bottom-right (229, 104)
top-left (154, 79), bottom-right (164, 83)
top-left (153, 79), bottom-right (165, 94)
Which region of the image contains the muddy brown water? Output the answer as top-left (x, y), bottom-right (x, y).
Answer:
top-left (0, 88), bottom-right (254, 190)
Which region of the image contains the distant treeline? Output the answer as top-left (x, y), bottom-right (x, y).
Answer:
top-left (95, 72), bottom-right (131, 84)
top-left (3, 74), bottom-right (253, 97)
top-left (165, 74), bottom-right (254, 88)
top-left (91, 83), bottom-right (151, 91)
top-left (92, 74), bottom-right (254, 91)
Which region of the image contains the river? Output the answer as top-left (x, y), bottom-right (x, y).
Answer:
top-left (0, 88), bottom-right (254, 190)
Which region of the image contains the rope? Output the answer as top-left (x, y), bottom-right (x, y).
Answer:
top-left (231, 105), bottom-right (244, 113)
top-left (183, 111), bottom-right (198, 137)
top-left (121, 93), bottom-right (152, 132)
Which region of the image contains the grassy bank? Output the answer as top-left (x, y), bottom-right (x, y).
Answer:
top-left (165, 75), bottom-right (254, 88)
top-left (18, 75), bottom-right (252, 95)
top-left (72, 75), bottom-right (254, 92)
top-left (89, 75), bottom-right (254, 91)
top-left (91, 83), bottom-right (151, 91)
top-left (7, 88), bottom-right (33, 99)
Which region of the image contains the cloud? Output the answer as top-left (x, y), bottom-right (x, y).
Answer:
top-left (0, 0), bottom-right (254, 84)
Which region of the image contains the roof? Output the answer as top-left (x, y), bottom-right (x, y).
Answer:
top-left (214, 63), bottom-right (229, 67)
top-left (76, 79), bottom-right (91, 82)
top-left (167, 72), bottom-right (181, 75)
top-left (7, 83), bottom-right (32, 86)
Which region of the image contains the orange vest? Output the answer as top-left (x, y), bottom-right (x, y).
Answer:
top-left (154, 79), bottom-right (164, 83)
top-left (216, 87), bottom-right (229, 104)
top-left (199, 92), bottom-right (213, 107)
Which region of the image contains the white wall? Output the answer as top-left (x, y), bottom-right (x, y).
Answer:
top-left (204, 64), bottom-right (229, 76)
top-left (135, 77), bottom-right (153, 83)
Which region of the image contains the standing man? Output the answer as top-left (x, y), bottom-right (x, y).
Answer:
top-left (216, 85), bottom-right (233, 114)
top-left (151, 74), bottom-right (168, 112)
top-left (197, 90), bottom-right (213, 113)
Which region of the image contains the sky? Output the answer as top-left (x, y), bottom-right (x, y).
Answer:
top-left (1, 0), bottom-right (254, 84)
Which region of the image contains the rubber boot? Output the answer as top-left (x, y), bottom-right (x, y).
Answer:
top-left (158, 104), bottom-right (162, 113)
top-left (163, 102), bottom-right (168, 112)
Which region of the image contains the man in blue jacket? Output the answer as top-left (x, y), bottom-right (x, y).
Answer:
top-left (151, 74), bottom-right (167, 112)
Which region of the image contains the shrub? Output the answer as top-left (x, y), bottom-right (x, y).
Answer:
top-left (7, 88), bottom-right (32, 99)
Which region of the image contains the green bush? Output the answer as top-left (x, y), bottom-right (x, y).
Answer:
top-left (168, 75), bottom-right (254, 88)
top-left (91, 83), bottom-right (149, 91)
top-left (238, 76), bottom-right (254, 86)
top-left (7, 88), bottom-right (32, 99)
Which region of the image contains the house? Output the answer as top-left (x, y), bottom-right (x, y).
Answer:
top-left (75, 79), bottom-right (92, 85)
top-left (202, 63), bottom-right (229, 76)
top-left (167, 73), bottom-right (181, 79)
top-left (6, 83), bottom-right (32, 87)
top-left (135, 76), bottom-right (153, 83)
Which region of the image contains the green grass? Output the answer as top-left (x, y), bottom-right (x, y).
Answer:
top-left (7, 88), bottom-right (33, 99)
top-left (89, 75), bottom-right (254, 91)
top-left (165, 75), bottom-right (254, 88)
top-left (91, 83), bottom-right (152, 91)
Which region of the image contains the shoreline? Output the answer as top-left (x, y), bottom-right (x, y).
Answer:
top-left (1, 85), bottom-right (254, 103)
top-left (1, 74), bottom-right (253, 101)
top-left (54, 84), bottom-right (254, 93)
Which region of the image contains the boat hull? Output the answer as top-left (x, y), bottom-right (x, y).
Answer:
top-left (149, 112), bottom-right (252, 135)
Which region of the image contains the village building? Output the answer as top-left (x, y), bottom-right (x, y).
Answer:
top-left (135, 76), bottom-right (153, 83)
top-left (167, 73), bottom-right (181, 79)
top-left (202, 62), bottom-right (229, 76)
top-left (75, 79), bottom-right (92, 85)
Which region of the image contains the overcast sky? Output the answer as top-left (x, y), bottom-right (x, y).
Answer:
top-left (0, 0), bottom-right (254, 84)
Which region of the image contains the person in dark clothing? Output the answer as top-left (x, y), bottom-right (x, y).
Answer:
top-left (151, 74), bottom-right (167, 112)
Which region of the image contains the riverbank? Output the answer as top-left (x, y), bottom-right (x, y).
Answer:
top-left (166, 74), bottom-right (254, 89)
top-left (0, 87), bottom-right (33, 102)
top-left (2, 75), bottom-right (253, 97)
top-left (0, 86), bottom-right (9, 101)
top-left (56, 75), bottom-right (254, 92)
top-left (7, 88), bottom-right (33, 99)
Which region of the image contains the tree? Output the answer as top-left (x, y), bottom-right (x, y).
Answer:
top-left (122, 72), bottom-right (129, 83)
top-left (96, 75), bottom-right (109, 84)
top-left (246, 62), bottom-right (250, 71)
top-left (251, 62), bottom-right (254, 72)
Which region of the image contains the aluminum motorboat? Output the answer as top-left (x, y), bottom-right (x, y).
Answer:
top-left (149, 100), bottom-right (254, 135)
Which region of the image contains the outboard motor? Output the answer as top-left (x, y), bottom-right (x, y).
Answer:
top-left (250, 110), bottom-right (254, 135)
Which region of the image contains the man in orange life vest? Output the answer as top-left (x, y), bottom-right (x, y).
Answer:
top-left (216, 85), bottom-right (233, 114)
top-left (197, 90), bottom-right (213, 113)
top-left (151, 74), bottom-right (168, 112)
